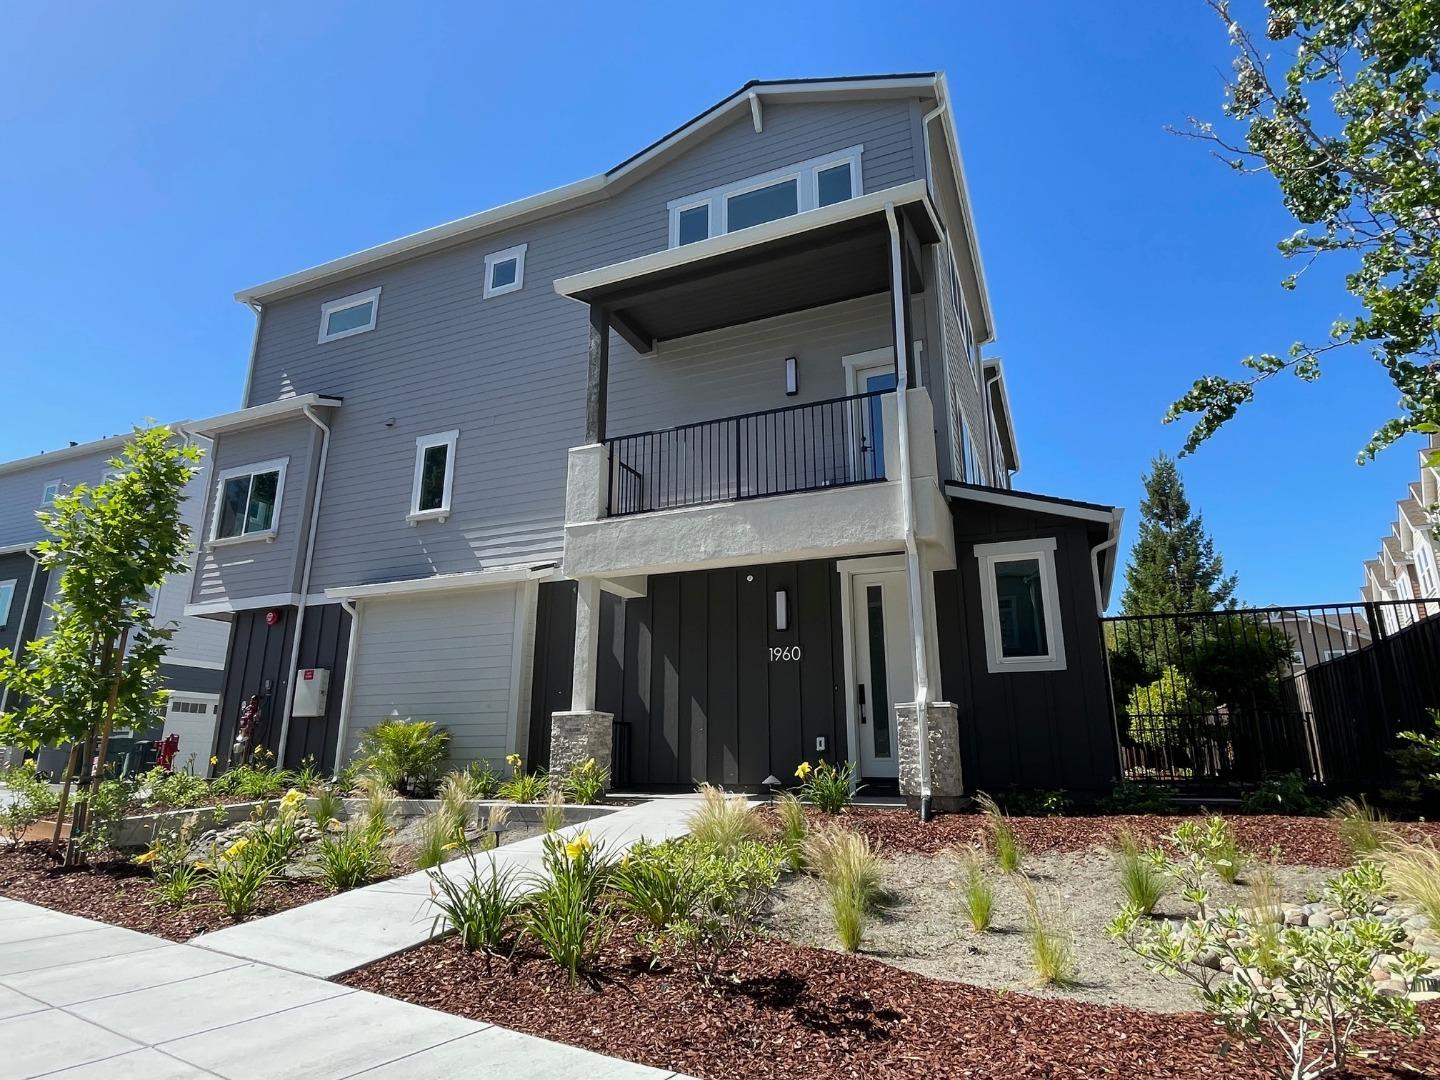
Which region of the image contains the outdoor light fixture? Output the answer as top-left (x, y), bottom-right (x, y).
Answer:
top-left (784, 356), bottom-right (798, 396)
top-left (775, 587), bottom-right (789, 631)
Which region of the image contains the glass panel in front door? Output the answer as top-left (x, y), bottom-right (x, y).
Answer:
top-left (864, 584), bottom-right (892, 759)
top-left (863, 370), bottom-right (897, 479)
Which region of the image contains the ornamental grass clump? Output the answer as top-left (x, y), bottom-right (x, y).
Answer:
top-left (806, 824), bottom-right (884, 952)
top-left (974, 792), bottom-right (1022, 874)
top-left (688, 784), bottom-right (765, 851)
top-left (308, 785), bottom-right (345, 831)
top-left (1330, 797), bottom-right (1397, 861)
top-left (1019, 878), bottom-right (1077, 987)
top-left (1112, 826), bottom-right (1166, 917)
top-left (954, 844), bottom-right (994, 932)
top-left (313, 822), bottom-right (389, 890)
top-left (772, 790), bottom-right (809, 871)
top-left (794, 759), bottom-right (856, 814)
top-left (429, 850), bottom-right (523, 965)
top-left (522, 830), bottom-right (612, 985)
top-left (1380, 840), bottom-right (1440, 926)
top-left (539, 789), bottom-right (567, 834)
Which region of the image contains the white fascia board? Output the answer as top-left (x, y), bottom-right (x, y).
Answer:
top-left (980, 357), bottom-right (1022, 472)
top-left (187, 394), bottom-right (343, 437)
top-left (325, 563), bottom-right (558, 602)
top-left (946, 483), bottom-right (1117, 525)
top-left (234, 76), bottom-right (943, 305)
top-left (555, 182), bottom-right (931, 298)
top-left (0, 541), bottom-right (39, 556)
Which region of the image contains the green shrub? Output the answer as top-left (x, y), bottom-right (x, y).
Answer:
top-left (210, 836), bottom-right (274, 918)
top-left (466, 759), bottom-right (500, 797)
top-left (999, 788), bottom-right (1072, 817)
top-left (355, 718), bottom-right (450, 796)
top-left (1097, 780), bottom-right (1175, 814)
top-left (559, 757), bottom-right (608, 805)
top-left (139, 767), bottom-right (211, 810)
top-left (1330, 796), bottom-right (1396, 860)
top-left (955, 845), bottom-right (994, 932)
top-left (430, 851), bottom-right (523, 961)
top-left (522, 831), bottom-right (612, 985)
top-left (1239, 771), bottom-right (1324, 815)
top-left (497, 754), bottom-right (549, 803)
top-left (610, 838), bottom-right (708, 932)
top-left (137, 813), bottom-right (204, 907)
top-left (975, 792), bottom-right (1022, 874)
top-left (312, 823), bottom-right (388, 890)
top-left (772, 791), bottom-right (808, 871)
top-left (0, 763), bottom-right (58, 844)
top-left (1173, 815), bottom-right (1248, 885)
top-left (212, 762), bottom-right (291, 801)
top-left (687, 784), bottom-right (765, 851)
top-left (73, 774), bottom-right (139, 856)
top-left (794, 759), bottom-right (856, 814)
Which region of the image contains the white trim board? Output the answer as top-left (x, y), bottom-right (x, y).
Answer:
top-left (408, 430), bottom-right (459, 524)
top-left (207, 457), bottom-right (289, 547)
top-left (945, 483), bottom-right (1117, 525)
top-left (325, 563), bottom-right (558, 602)
top-left (188, 394), bottom-right (342, 437)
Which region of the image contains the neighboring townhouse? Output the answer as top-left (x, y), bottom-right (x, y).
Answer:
top-left (188, 73), bottom-right (1124, 799)
top-left (0, 429), bottom-right (230, 768)
top-left (1360, 434), bottom-right (1440, 632)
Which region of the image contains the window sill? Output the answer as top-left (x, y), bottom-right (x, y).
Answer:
top-left (207, 531), bottom-right (278, 549)
top-left (407, 509), bottom-right (450, 526)
top-left (986, 656), bottom-right (1068, 675)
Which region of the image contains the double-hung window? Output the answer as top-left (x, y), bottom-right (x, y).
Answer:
top-left (0, 579), bottom-right (16, 629)
top-left (974, 538), bottom-right (1067, 673)
top-left (667, 145), bottom-right (863, 247)
top-left (211, 459), bottom-right (287, 544)
top-left (318, 287), bottom-right (381, 343)
top-left (410, 430), bottom-right (458, 523)
top-left (483, 244), bottom-right (527, 298)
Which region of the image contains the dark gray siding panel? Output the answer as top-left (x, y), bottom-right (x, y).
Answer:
top-left (283, 603), bottom-right (352, 772)
top-left (0, 553), bottom-right (46, 662)
top-left (526, 580), bottom-right (578, 770)
top-left (158, 663), bottom-right (224, 696)
top-left (936, 502), bottom-right (1119, 793)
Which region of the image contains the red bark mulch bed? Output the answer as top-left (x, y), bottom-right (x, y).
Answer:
top-left (342, 926), bottom-right (1440, 1079)
top-left (0, 842), bottom-right (337, 940)
top-left (796, 808), bottom-right (1440, 867)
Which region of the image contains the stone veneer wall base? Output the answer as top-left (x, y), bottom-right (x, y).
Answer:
top-left (896, 701), bottom-right (965, 812)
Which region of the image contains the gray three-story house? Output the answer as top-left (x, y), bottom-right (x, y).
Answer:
top-left (186, 73), bottom-right (1124, 800)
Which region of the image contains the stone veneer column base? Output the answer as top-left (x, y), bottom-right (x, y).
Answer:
top-left (548, 710), bottom-right (614, 789)
top-left (896, 701), bottom-right (964, 812)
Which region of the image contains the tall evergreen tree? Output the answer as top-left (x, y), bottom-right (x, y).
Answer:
top-left (1121, 453), bottom-right (1238, 615)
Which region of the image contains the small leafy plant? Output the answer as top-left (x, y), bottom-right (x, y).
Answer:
top-left (210, 836), bottom-right (273, 918)
top-left (466, 759), bottom-right (500, 797)
top-left (521, 831), bottom-right (612, 985)
top-left (355, 718), bottom-right (450, 796)
top-left (136, 813), bottom-right (204, 908)
top-left (559, 757), bottom-right (608, 805)
top-left (497, 754), bottom-right (549, 803)
top-left (429, 851), bottom-right (523, 966)
top-left (0, 763), bottom-right (58, 844)
top-left (1173, 815), bottom-right (1248, 886)
top-left (1240, 772), bottom-right (1324, 816)
top-left (312, 823), bottom-right (388, 890)
top-left (794, 759), bottom-right (856, 814)
top-left (975, 792), bottom-right (1022, 874)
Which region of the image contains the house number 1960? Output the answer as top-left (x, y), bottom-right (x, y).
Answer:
top-left (769, 646), bottom-right (803, 662)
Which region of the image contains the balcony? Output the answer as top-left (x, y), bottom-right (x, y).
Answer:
top-left (605, 389), bottom-right (892, 516)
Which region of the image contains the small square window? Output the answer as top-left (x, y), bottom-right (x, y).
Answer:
top-left (410, 430), bottom-right (458, 522)
top-left (975, 538), bottom-right (1067, 673)
top-left (816, 162), bottom-right (853, 207)
top-left (0, 579), bottom-right (16, 629)
top-left (676, 204), bottom-right (709, 246)
top-left (484, 244), bottom-right (527, 298)
top-left (318, 287), bottom-right (381, 344)
top-left (40, 480), bottom-right (62, 505)
top-left (211, 459), bottom-right (287, 543)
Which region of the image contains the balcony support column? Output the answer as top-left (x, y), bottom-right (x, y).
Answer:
top-left (586, 304), bottom-right (610, 444)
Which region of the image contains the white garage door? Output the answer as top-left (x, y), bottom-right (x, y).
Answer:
top-left (162, 693), bottom-right (221, 772)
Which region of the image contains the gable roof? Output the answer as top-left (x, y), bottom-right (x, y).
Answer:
top-left (233, 73), bottom-right (993, 339)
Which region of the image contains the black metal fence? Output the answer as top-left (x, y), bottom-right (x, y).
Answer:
top-left (606, 389), bottom-right (893, 516)
top-left (1103, 599), bottom-right (1439, 789)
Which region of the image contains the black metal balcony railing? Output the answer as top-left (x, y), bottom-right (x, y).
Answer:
top-left (606, 389), bottom-right (894, 517)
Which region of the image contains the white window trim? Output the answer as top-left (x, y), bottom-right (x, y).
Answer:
top-left (0, 578), bottom-right (16, 629)
top-left (409, 430), bottom-right (459, 524)
top-left (208, 457), bottom-right (289, 547)
top-left (318, 286), bottom-right (382, 344)
top-left (667, 144), bottom-right (863, 247)
top-left (974, 537), bottom-right (1067, 674)
top-left (40, 480), bottom-right (63, 506)
top-left (483, 244), bottom-right (528, 298)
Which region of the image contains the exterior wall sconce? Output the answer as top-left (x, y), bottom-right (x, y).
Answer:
top-left (784, 356), bottom-right (798, 396)
top-left (775, 586), bottom-right (790, 631)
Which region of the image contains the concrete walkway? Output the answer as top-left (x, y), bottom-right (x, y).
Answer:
top-left (192, 793), bottom-right (701, 978)
top-left (0, 897), bottom-right (693, 1080)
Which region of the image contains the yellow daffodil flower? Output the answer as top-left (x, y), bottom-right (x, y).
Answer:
top-left (794, 761), bottom-right (813, 780)
top-left (279, 789), bottom-right (305, 813)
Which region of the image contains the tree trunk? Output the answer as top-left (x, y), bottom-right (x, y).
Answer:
top-left (66, 629), bottom-right (129, 866)
top-left (48, 741), bottom-right (82, 854)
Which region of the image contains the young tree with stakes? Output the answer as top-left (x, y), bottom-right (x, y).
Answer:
top-left (0, 426), bottom-right (200, 863)
top-left (1168, 0), bottom-right (1440, 469)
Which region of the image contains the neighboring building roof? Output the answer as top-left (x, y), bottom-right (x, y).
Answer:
top-left (979, 358), bottom-right (1021, 473)
top-left (0, 424), bottom-right (198, 480)
top-left (232, 73), bottom-right (994, 341)
top-left (1400, 499), bottom-right (1428, 528)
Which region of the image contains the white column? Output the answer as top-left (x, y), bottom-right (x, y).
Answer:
top-left (570, 578), bottom-right (602, 713)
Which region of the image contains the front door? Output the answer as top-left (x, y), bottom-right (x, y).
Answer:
top-left (851, 569), bottom-right (914, 779)
top-left (855, 364), bottom-right (897, 480)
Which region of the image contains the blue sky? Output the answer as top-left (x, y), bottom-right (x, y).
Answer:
top-left (0, 2), bottom-right (1420, 607)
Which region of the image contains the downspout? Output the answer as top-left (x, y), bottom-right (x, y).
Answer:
top-left (1090, 512), bottom-right (1123, 616)
top-left (275, 403), bottom-right (332, 766)
top-left (330, 599), bottom-right (360, 773)
top-left (0, 549), bottom-right (43, 717)
top-left (884, 203), bottom-right (934, 821)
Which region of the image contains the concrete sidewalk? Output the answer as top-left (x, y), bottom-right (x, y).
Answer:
top-left (192, 793), bottom-right (701, 978)
top-left (0, 897), bottom-right (690, 1080)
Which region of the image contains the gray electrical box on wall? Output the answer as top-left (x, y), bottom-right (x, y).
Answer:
top-left (293, 668), bottom-right (330, 717)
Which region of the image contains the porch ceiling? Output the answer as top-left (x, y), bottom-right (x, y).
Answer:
top-left (555, 183), bottom-right (939, 352)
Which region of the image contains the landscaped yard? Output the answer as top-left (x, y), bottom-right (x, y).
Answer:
top-left (341, 790), bottom-right (1440, 1080)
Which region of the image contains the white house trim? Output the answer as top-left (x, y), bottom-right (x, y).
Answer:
top-left (317, 286), bottom-right (381, 344)
top-left (945, 483), bottom-right (1116, 524)
top-left (187, 394), bottom-right (342, 437)
top-left (483, 244), bottom-right (528, 298)
top-left (324, 563), bottom-right (557, 602)
top-left (207, 457), bottom-right (289, 546)
top-left (184, 592), bottom-right (302, 618)
top-left (973, 537), bottom-right (1067, 674)
top-left (408, 430), bottom-right (459, 524)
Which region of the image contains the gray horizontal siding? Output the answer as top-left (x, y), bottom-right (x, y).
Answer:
top-left (241, 97), bottom-right (928, 595)
top-left (343, 588), bottom-right (524, 766)
top-left (191, 417), bottom-right (318, 606)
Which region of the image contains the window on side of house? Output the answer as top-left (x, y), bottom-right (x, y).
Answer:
top-left (211, 459), bottom-right (287, 543)
top-left (410, 430), bottom-right (458, 523)
top-left (0, 578), bottom-right (16, 629)
top-left (483, 244), bottom-right (527, 298)
top-left (974, 537), bottom-right (1067, 673)
top-left (40, 480), bottom-right (63, 505)
top-left (667, 145), bottom-right (863, 246)
top-left (318, 287), bottom-right (382, 344)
